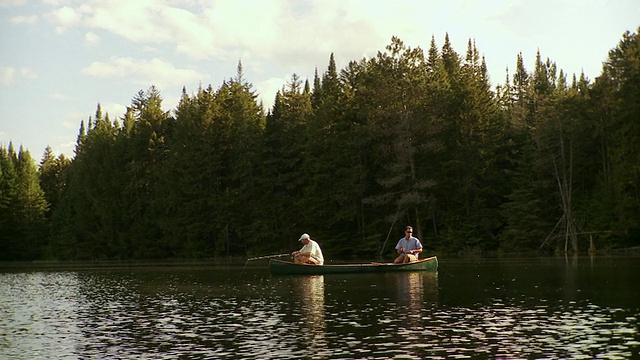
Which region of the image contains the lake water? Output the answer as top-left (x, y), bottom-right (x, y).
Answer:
top-left (1, 255), bottom-right (639, 359)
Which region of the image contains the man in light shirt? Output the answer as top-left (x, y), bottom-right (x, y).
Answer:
top-left (292, 233), bottom-right (324, 265)
top-left (394, 226), bottom-right (423, 263)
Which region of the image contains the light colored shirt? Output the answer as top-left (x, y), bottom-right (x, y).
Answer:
top-left (300, 239), bottom-right (324, 265)
top-left (395, 236), bottom-right (423, 257)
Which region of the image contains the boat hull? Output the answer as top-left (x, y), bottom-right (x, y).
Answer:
top-left (269, 256), bottom-right (438, 275)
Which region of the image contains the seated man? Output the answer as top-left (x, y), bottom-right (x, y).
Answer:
top-left (292, 233), bottom-right (324, 265)
top-left (394, 226), bottom-right (423, 263)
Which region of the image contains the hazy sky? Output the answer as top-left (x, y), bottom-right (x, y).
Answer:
top-left (1, 0), bottom-right (638, 159)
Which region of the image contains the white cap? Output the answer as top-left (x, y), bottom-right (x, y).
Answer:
top-left (298, 233), bottom-right (310, 241)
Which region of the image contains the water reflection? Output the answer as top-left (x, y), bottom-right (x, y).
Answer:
top-left (296, 275), bottom-right (325, 328)
top-left (431, 301), bottom-right (640, 358)
top-left (396, 272), bottom-right (423, 307)
top-left (394, 272), bottom-right (434, 327)
top-left (1, 257), bottom-right (639, 359)
top-left (292, 275), bottom-right (326, 356)
top-left (0, 272), bottom-right (84, 359)
top-left (373, 271), bottom-right (439, 358)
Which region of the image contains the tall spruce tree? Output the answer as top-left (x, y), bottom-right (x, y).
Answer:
top-left (499, 52), bottom-right (562, 252)
top-left (39, 146), bottom-right (71, 219)
top-left (261, 74), bottom-right (314, 247)
top-left (355, 37), bottom-right (435, 250)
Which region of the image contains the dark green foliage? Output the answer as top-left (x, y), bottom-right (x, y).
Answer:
top-left (0, 144), bottom-right (48, 260)
top-left (3, 29), bottom-right (639, 260)
top-left (588, 29), bottom-right (640, 246)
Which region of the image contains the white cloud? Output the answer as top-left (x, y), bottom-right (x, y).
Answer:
top-left (48, 5), bottom-right (83, 33)
top-left (36, 0), bottom-right (640, 83)
top-left (19, 67), bottom-right (37, 79)
top-left (87, 0), bottom-right (170, 42)
top-left (101, 101), bottom-right (127, 121)
top-left (38, 0), bottom-right (390, 67)
top-left (84, 31), bottom-right (100, 45)
top-left (80, 56), bottom-right (206, 88)
top-left (254, 76), bottom-right (288, 109)
top-left (0, 66), bottom-right (37, 85)
top-left (0, 0), bottom-right (26, 7)
top-left (0, 66), bottom-right (16, 85)
top-left (10, 15), bottom-right (37, 25)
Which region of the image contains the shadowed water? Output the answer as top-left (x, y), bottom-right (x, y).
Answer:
top-left (1, 255), bottom-right (639, 359)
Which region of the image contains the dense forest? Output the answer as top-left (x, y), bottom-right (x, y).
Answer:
top-left (1, 29), bottom-right (639, 261)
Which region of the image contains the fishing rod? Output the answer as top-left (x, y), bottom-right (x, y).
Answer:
top-left (239, 253), bottom-right (291, 279)
top-left (246, 253), bottom-right (291, 261)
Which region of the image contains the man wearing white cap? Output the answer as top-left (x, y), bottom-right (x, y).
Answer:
top-left (292, 233), bottom-right (324, 265)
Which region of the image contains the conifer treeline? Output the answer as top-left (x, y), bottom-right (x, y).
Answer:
top-left (1, 30), bottom-right (639, 260)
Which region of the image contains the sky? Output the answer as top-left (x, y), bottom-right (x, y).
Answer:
top-left (1, 0), bottom-right (638, 160)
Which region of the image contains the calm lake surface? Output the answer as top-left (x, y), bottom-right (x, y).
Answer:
top-left (1, 255), bottom-right (639, 359)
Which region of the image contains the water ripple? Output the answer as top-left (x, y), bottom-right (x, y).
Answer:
top-left (1, 265), bottom-right (639, 359)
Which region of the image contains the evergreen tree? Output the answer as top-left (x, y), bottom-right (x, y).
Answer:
top-left (39, 146), bottom-right (71, 218)
top-left (65, 105), bottom-right (123, 258)
top-left (163, 70), bottom-right (266, 258)
top-left (13, 147), bottom-right (48, 259)
top-left (499, 51), bottom-right (563, 252)
top-left (162, 84), bottom-right (223, 258)
top-left (260, 74), bottom-right (314, 247)
top-left (354, 37), bottom-right (436, 250)
top-left (434, 37), bottom-right (507, 251)
top-left (302, 53), bottom-right (374, 256)
top-left (0, 144), bottom-right (18, 260)
top-left (590, 28), bottom-right (640, 245)
top-left (211, 66), bottom-right (265, 255)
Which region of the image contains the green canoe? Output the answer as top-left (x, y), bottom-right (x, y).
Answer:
top-left (269, 256), bottom-right (438, 275)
